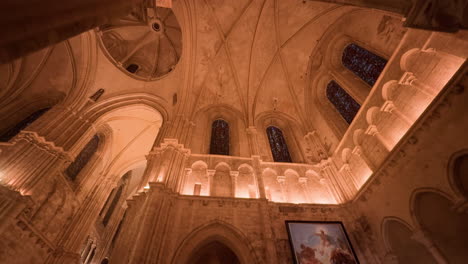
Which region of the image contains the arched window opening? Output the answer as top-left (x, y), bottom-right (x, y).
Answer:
top-left (327, 81), bottom-right (361, 124)
top-left (102, 184), bottom-right (123, 226)
top-left (414, 192), bottom-right (468, 263)
top-left (126, 63), bottom-right (139, 73)
top-left (342, 43), bottom-right (388, 86)
top-left (0, 107), bottom-right (50, 142)
top-left (65, 135), bottom-right (100, 181)
top-left (453, 154), bottom-right (468, 196)
top-left (209, 119), bottom-right (229, 155)
top-left (191, 242), bottom-right (240, 264)
top-left (266, 126), bottom-right (292, 163)
top-left (111, 210), bottom-right (126, 248)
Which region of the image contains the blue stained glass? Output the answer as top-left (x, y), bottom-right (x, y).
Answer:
top-left (267, 126), bottom-right (292, 163)
top-left (327, 81), bottom-right (361, 124)
top-left (342, 44), bottom-right (388, 86)
top-left (210, 119), bottom-right (229, 155)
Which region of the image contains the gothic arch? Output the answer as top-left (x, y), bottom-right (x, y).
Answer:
top-left (171, 220), bottom-right (260, 264)
top-left (255, 111), bottom-right (306, 163)
top-left (410, 188), bottom-right (468, 263)
top-left (447, 149), bottom-right (468, 199)
top-left (192, 104), bottom-right (247, 157)
top-left (381, 217), bottom-right (437, 264)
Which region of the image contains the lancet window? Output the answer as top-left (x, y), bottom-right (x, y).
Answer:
top-left (327, 81), bottom-right (361, 124)
top-left (0, 107), bottom-right (50, 142)
top-left (209, 119), bottom-right (230, 155)
top-left (65, 135), bottom-right (100, 181)
top-left (266, 126), bottom-right (292, 163)
top-left (342, 43), bottom-right (388, 86)
top-left (102, 184), bottom-right (123, 226)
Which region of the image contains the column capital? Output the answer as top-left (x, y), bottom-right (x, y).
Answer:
top-left (229, 171), bottom-right (239, 178)
top-left (381, 100), bottom-right (396, 113)
top-left (206, 169), bottom-right (216, 177)
top-left (365, 125), bottom-right (379, 136)
top-left (276, 176), bottom-right (286, 184)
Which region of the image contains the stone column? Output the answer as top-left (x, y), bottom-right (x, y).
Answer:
top-left (399, 72), bottom-right (436, 97)
top-left (298, 176), bottom-right (310, 203)
top-left (352, 146), bottom-right (377, 172)
top-left (319, 158), bottom-right (352, 203)
top-left (339, 163), bottom-right (360, 190)
top-left (246, 127), bottom-right (260, 156)
top-left (207, 169), bottom-right (216, 196)
top-left (276, 176), bottom-right (287, 202)
top-left (411, 229), bottom-right (448, 264)
top-left (365, 125), bottom-right (392, 151)
top-left (251, 156), bottom-right (266, 199)
top-left (381, 100), bottom-right (413, 127)
top-left (230, 171), bottom-right (239, 198)
top-left (47, 178), bottom-right (115, 263)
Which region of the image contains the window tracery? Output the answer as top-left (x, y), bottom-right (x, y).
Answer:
top-left (65, 135), bottom-right (100, 181)
top-left (266, 126), bottom-right (292, 163)
top-left (342, 43), bottom-right (388, 86)
top-left (0, 107), bottom-right (50, 142)
top-left (327, 81), bottom-right (361, 124)
top-left (209, 119), bottom-right (230, 156)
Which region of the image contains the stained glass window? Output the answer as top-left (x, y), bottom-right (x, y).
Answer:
top-left (327, 81), bottom-right (361, 124)
top-left (103, 184), bottom-right (123, 226)
top-left (209, 119), bottom-right (229, 155)
top-left (65, 135), bottom-right (100, 181)
top-left (342, 44), bottom-right (388, 86)
top-left (266, 126), bottom-right (292, 163)
top-left (0, 108), bottom-right (50, 142)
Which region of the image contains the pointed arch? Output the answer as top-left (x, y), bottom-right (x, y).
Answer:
top-left (381, 217), bottom-right (437, 264)
top-left (410, 188), bottom-right (468, 263)
top-left (171, 220), bottom-right (260, 264)
top-left (447, 149), bottom-right (468, 199)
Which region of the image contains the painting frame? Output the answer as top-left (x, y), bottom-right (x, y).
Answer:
top-left (285, 220), bottom-right (360, 264)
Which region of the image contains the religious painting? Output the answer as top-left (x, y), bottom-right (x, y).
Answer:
top-left (286, 221), bottom-right (359, 264)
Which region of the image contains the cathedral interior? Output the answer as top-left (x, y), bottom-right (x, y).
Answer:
top-left (0, 0), bottom-right (467, 263)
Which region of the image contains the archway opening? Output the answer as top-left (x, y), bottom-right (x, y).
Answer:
top-left (190, 241), bottom-right (240, 264)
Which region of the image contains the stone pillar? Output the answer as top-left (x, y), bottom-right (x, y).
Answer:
top-left (251, 156), bottom-right (266, 199)
top-left (365, 125), bottom-right (392, 151)
top-left (207, 169), bottom-right (216, 196)
top-left (339, 163), bottom-right (360, 190)
top-left (399, 72), bottom-right (436, 97)
top-left (47, 179), bottom-right (115, 263)
top-left (140, 139), bottom-right (190, 193)
top-left (352, 146), bottom-right (377, 172)
top-left (230, 171), bottom-right (239, 198)
top-left (411, 229), bottom-right (448, 264)
top-left (319, 158), bottom-right (352, 203)
top-left (246, 127), bottom-right (260, 156)
top-left (381, 100), bottom-right (413, 127)
top-left (298, 176), bottom-right (310, 203)
top-left (276, 176), bottom-right (287, 202)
